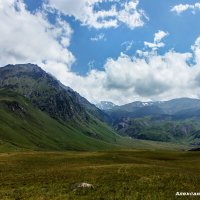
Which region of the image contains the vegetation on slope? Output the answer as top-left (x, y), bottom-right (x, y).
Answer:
top-left (115, 117), bottom-right (200, 145)
top-left (0, 64), bottom-right (197, 150)
top-left (0, 89), bottom-right (122, 151)
top-left (0, 64), bottom-right (87, 122)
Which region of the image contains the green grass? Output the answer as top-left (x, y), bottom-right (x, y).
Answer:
top-left (119, 117), bottom-right (200, 145)
top-left (0, 150), bottom-right (200, 200)
top-left (0, 90), bottom-right (122, 151)
top-left (0, 90), bottom-right (189, 152)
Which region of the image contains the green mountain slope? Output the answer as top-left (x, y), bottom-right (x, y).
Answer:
top-left (115, 116), bottom-right (200, 146)
top-left (0, 89), bottom-right (188, 152)
top-left (104, 98), bottom-right (200, 147)
top-left (0, 64), bottom-right (110, 123)
top-left (0, 64), bottom-right (88, 122)
top-left (0, 64), bottom-right (193, 151)
top-left (0, 64), bottom-right (127, 151)
top-left (0, 89), bottom-right (122, 151)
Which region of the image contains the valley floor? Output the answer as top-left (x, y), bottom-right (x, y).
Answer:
top-left (0, 150), bottom-right (200, 200)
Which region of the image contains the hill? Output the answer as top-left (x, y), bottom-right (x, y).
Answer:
top-left (0, 89), bottom-right (124, 151)
top-left (0, 64), bottom-right (110, 122)
top-left (0, 64), bottom-right (195, 151)
top-left (105, 99), bottom-right (200, 146)
top-left (0, 64), bottom-right (122, 151)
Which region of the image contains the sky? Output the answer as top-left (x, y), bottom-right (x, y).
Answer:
top-left (1, 0), bottom-right (200, 105)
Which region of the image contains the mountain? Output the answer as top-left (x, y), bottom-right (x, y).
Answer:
top-left (106, 103), bottom-right (165, 124)
top-left (157, 98), bottom-right (200, 115)
top-left (0, 64), bottom-right (122, 151)
top-left (0, 64), bottom-right (110, 123)
top-left (107, 98), bottom-right (200, 122)
top-left (57, 82), bottom-right (111, 123)
top-left (0, 64), bottom-right (86, 122)
top-left (115, 117), bottom-right (199, 143)
top-left (106, 98), bottom-right (200, 146)
top-left (96, 101), bottom-right (117, 110)
top-left (1, 64), bottom-right (199, 151)
top-left (113, 98), bottom-right (200, 114)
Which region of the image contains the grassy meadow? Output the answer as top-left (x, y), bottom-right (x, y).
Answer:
top-left (0, 150), bottom-right (200, 200)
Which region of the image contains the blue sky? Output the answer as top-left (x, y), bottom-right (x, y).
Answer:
top-left (24, 0), bottom-right (200, 75)
top-left (1, 0), bottom-right (200, 104)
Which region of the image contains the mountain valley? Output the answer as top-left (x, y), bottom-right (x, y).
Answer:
top-left (0, 64), bottom-right (200, 151)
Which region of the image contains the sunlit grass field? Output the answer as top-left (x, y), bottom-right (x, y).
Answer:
top-left (0, 150), bottom-right (200, 200)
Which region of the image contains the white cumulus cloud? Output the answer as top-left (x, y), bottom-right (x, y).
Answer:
top-left (144, 30), bottom-right (169, 51)
top-left (47, 0), bottom-right (148, 29)
top-left (2, 0), bottom-right (200, 105)
top-left (41, 36), bottom-right (200, 105)
top-left (171, 3), bottom-right (200, 14)
top-left (0, 0), bottom-right (74, 68)
top-left (154, 30), bottom-right (168, 43)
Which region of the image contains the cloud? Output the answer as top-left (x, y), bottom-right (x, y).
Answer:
top-left (144, 42), bottom-right (165, 49)
top-left (0, 0), bottom-right (74, 68)
top-left (91, 33), bottom-right (106, 41)
top-left (121, 40), bottom-right (134, 52)
top-left (117, 1), bottom-right (148, 29)
top-left (1, 1), bottom-right (200, 105)
top-left (47, 0), bottom-right (148, 29)
top-left (171, 3), bottom-right (200, 14)
top-left (154, 30), bottom-right (168, 43)
top-left (41, 36), bottom-right (200, 105)
top-left (144, 30), bottom-right (168, 50)
top-left (103, 52), bottom-right (193, 98)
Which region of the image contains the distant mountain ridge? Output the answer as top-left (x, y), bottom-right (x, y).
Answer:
top-left (107, 98), bottom-right (200, 121)
top-left (105, 98), bottom-right (200, 145)
top-left (96, 101), bottom-right (117, 110)
top-left (113, 98), bottom-right (200, 112)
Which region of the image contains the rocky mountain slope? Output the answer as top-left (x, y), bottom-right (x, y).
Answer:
top-left (0, 64), bottom-right (121, 151)
top-left (105, 99), bottom-right (200, 146)
top-left (96, 101), bottom-right (117, 110)
top-left (1, 63), bottom-right (199, 150)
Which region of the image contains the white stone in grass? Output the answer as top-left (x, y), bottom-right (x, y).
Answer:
top-left (76, 182), bottom-right (94, 189)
